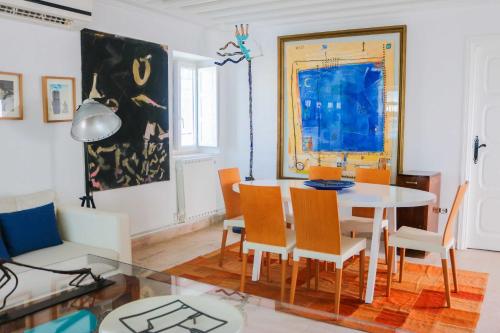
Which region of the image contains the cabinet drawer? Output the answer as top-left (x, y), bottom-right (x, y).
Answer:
top-left (396, 175), bottom-right (429, 190)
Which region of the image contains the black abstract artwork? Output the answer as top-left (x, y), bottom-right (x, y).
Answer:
top-left (81, 29), bottom-right (169, 191)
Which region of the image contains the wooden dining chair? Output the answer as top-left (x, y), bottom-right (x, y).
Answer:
top-left (341, 168), bottom-right (391, 263)
top-left (289, 188), bottom-right (366, 314)
top-left (218, 168), bottom-right (245, 266)
top-left (307, 166), bottom-right (343, 273)
top-left (386, 182), bottom-right (469, 308)
top-left (239, 185), bottom-right (296, 302)
top-left (308, 166), bottom-right (343, 180)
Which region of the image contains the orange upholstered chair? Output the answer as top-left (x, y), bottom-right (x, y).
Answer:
top-left (387, 182), bottom-right (469, 308)
top-left (239, 185), bottom-right (296, 302)
top-left (218, 168), bottom-right (245, 266)
top-left (289, 188), bottom-right (366, 314)
top-left (341, 168), bottom-right (391, 263)
top-left (308, 166), bottom-right (343, 180)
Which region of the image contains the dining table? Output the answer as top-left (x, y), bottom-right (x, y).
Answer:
top-left (232, 179), bottom-right (437, 304)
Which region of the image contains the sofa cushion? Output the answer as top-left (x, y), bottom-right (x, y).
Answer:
top-left (0, 230), bottom-right (10, 260)
top-left (10, 241), bottom-right (119, 274)
top-left (0, 190), bottom-right (56, 213)
top-left (0, 203), bottom-right (62, 256)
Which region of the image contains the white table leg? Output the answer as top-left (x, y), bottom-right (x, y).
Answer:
top-left (365, 207), bottom-right (384, 304)
top-left (387, 207), bottom-right (398, 274)
top-left (252, 250), bottom-right (262, 281)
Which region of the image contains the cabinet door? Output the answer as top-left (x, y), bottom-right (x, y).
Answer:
top-left (397, 206), bottom-right (427, 229)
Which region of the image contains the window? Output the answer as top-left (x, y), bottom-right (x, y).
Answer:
top-left (174, 57), bottom-right (218, 153)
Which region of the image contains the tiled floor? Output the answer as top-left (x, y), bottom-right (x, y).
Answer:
top-left (133, 223), bottom-right (500, 333)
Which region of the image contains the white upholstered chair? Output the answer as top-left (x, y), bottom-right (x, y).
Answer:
top-left (289, 187), bottom-right (366, 314)
top-left (341, 168), bottom-right (390, 264)
top-left (386, 182), bottom-right (469, 308)
top-left (239, 184), bottom-right (296, 302)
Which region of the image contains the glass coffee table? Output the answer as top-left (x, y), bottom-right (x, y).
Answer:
top-left (0, 255), bottom-right (389, 333)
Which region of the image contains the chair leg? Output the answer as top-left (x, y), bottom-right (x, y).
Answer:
top-left (398, 248), bottom-right (405, 283)
top-left (334, 268), bottom-right (343, 315)
top-left (387, 246), bottom-right (395, 296)
top-left (239, 229), bottom-right (245, 259)
top-left (315, 260), bottom-right (320, 291)
top-left (219, 229), bottom-right (228, 267)
top-left (266, 252), bottom-right (271, 282)
top-left (383, 228), bottom-right (389, 265)
top-left (359, 250), bottom-right (365, 301)
top-left (441, 258), bottom-right (451, 308)
top-left (306, 259), bottom-right (312, 289)
top-left (280, 256), bottom-right (287, 302)
top-left (350, 230), bottom-right (356, 238)
top-left (324, 261), bottom-right (328, 272)
top-left (450, 248), bottom-right (459, 293)
top-left (240, 253), bottom-right (248, 292)
top-left (289, 260), bottom-right (300, 304)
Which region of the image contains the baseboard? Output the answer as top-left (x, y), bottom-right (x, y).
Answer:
top-left (132, 214), bottom-right (224, 250)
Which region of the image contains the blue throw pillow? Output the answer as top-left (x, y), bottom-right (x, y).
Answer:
top-left (0, 230), bottom-right (10, 260)
top-left (0, 203), bottom-right (62, 257)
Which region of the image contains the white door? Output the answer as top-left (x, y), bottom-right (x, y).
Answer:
top-left (466, 37), bottom-right (500, 251)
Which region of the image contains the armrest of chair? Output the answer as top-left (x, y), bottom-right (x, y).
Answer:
top-left (56, 205), bottom-right (132, 264)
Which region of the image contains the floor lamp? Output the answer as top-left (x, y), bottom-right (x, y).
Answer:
top-left (70, 99), bottom-right (121, 208)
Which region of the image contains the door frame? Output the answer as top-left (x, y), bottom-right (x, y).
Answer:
top-left (458, 35), bottom-right (499, 249)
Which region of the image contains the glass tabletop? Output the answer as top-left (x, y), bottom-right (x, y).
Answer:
top-left (0, 255), bottom-right (398, 333)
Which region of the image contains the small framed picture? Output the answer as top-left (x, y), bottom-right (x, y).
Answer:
top-left (0, 71), bottom-right (23, 120)
top-left (42, 76), bottom-right (76, 123)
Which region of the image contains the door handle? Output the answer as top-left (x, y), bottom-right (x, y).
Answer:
top-left (474, 136), bottom-right (487, 164)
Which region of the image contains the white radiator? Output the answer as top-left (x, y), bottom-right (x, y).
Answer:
top-left (175, 156), bottom-right (217, 223)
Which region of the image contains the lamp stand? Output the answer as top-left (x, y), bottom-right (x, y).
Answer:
top-left (80, 143), bottom-right (96, 209)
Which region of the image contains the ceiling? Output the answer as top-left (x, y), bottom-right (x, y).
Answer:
top-left (120, 0), bottom-right (489, 30)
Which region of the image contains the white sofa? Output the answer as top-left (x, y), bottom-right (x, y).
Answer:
top-left (0, 190), bottom-right (132, 273)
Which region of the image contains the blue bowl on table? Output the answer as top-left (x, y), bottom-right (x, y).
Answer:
top-left (304, 179), bottom-right (355, 191)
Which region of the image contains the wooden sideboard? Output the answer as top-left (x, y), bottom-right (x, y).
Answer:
top-left (396, 171), bottom-right (441, 258)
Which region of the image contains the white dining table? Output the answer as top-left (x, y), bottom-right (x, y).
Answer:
top-left (232, 179), bottom-right (436, 304)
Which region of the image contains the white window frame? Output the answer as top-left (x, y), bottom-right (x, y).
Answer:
top-left (173, 59), bottom-right (219, 154)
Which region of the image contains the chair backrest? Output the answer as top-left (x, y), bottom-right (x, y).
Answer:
top-left (353, 168), bottom-right (391, 219)
top-left (218, 168), bottom-right (242, 219)
top-left (308, 166), bottom-right (342, 180)
top-left (442, 181), bottom-right (469, 246)
top-left (290, 187), bottom-right (342, 255)
top-left (239, 185), bottom-right (287, 247)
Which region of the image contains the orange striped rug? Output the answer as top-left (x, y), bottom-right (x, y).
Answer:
top-left (166, 243), bottom-right (488, 333)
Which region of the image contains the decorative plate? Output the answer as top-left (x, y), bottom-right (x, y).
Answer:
top-left (304, 179), bottom-right (355, 191)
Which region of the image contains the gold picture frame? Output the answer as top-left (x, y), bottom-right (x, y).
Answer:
top-left (42, 76), bottom-right (76, 123)
top-left (277, 25), bottom-right (407, 179)
top-left (0, 71), bottom-right (23, 120)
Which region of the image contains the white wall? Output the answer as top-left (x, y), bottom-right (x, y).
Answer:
top-left (0, 0), bottom-right (232, 235)
top-left (222, 2), bottom-right (500, 232)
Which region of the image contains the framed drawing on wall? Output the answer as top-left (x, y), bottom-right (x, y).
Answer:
top-left (42, 76), bottom-right (76, 123)
top-left (277, 25), bottom-right (406, 180)
top-left (0, 71), bottom-right (23, 120)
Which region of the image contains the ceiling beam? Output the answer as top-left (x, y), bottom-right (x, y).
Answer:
top-left (199, 0), bottom-right (367, 16)
top-left (179, 0), bottom-right (281, 13)
top-left (219, 0), bottom-right (448, 26)
top-left (160, 0), bottom-right (219, 9)
top-left (209, 0), bottom-right (420, 21)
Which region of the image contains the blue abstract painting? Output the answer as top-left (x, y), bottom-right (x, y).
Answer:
top-left (298, 62), bottom-right (385, 153)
